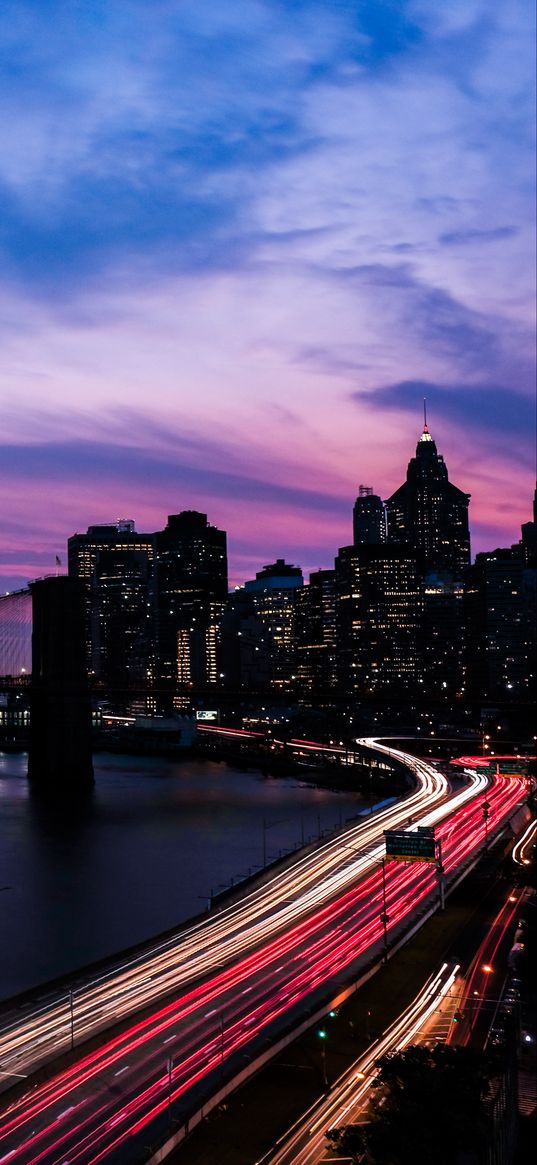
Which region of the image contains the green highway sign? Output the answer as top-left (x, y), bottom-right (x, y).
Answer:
top-left (384, 827), bottom-right (437, 863)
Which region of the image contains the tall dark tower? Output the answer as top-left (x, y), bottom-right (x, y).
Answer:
top-left (156, 511), bottom-right (228, 690)
top-left (28, 576), bottom-right (94, 792)
top-left (385, 410), bottom-right (470, 576)
top-left (353, 485), bottom-right (386, 545)
top-left (68, 520), bottom-right (155, 687)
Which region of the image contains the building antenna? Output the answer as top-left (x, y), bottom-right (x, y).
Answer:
top-left (423, 396), bottom-right (427, 429)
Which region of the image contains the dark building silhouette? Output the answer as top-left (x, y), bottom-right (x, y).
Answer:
top-left (155, 511), bottom-right (228, 691)
top-left (519, 482), bottom-right (537, 564)
top-left (385, 420), bottom-right (470, 576)
top-left (69, 514), bottom-right (227, 702)
top-left (464, 548), bottom-right (536, 701)
top-left (68, 521), bottom-right (155, 690)
top-left (243, 559), bottom-right (303, 690)
top-left (28, 576), bottom-right (94, 791)
top-left (296, 569), bottom-right (337, 694)
top-left (219, 588), bottom-right (272, 691)
top-left (91, 549), bottom-right (155, 697)
top-left (422, 571), bottom-right (465, 697)
top-left (353, 485), bottom-right (386, 545)
top-left (335, 544), bottom-right (422, 694)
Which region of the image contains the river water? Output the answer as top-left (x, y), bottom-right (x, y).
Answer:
top-left (0, 752), bottom-right (363, 1002)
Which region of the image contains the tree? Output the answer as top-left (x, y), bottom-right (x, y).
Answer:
top-left (326, 1043), bottom-right (495, 1165)
top-left (325, 1123), bottom-right (366, 1163)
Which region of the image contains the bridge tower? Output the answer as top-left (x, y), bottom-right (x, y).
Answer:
top-left (28, 576), bottom-right (94, 792)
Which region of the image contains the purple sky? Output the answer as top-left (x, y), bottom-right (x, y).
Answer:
top-left (1, 0), bottom-right (535, 591)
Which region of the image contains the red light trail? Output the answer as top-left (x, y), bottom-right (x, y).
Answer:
top-left (0, 760), bottom-right (526, 1165)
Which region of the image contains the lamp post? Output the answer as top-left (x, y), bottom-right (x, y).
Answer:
top-left (262, 817), bottom-right (286, 867)
top-left (317, 1028), bottom-right (328, 1089)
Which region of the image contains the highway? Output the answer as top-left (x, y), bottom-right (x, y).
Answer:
top-left (512, 816), bottom-right (537, 867)
top-left (262, 883), bottom-right (526, 1165)
top-left (0, 738), bottom-right (451, 1081)
top-left (259, 961), bottom-right (461, 1165)
top-left (448, 889), bottom-right (523, 1050)
top-left (0, 742), bottom-right (526, 1165)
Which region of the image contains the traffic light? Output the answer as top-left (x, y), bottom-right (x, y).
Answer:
top-left (453, 1011), bottom-right (463, 1023)
top-left (328, 1009), bottom-right (338, 1018)
top-left (317, 1028), bottom-right (327, 1039)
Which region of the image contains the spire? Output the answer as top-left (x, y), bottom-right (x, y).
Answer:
top-left (419, 396), bottom-right (432, 442)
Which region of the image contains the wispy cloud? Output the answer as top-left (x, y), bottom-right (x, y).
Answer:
top-left (0, 0), bottom-right (534, 590)
top-left (355, 378), bottom-right (536, 450)
top-left (439, 226), bottom-right (518, 246)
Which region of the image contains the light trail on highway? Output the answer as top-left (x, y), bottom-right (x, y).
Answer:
top-left (259, 961), bottom-right (461, 1165)
top-left (0, 750), bottom-right (526, 1165)
top-left (512, 817), bottom-right (537, 866)
top-left (448, 890), bottom-right (523, 1049)
top-left (0, 739), bottom-right (451, 1080)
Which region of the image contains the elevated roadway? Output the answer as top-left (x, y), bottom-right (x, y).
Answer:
top-left (0, 741), bottom-right (527, 1165)
top-left (0, 739), bottom-right (448, 1082)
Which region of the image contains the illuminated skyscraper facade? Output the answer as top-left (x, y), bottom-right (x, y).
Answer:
top-left (335, 544), bottom-right (422, 694)
top-left (296, 569), bottom-right (337, 694)
top-left (156, 511), bottom-right (228, 690)
top-left (385, 422), bottom-right (470, 577)
top-left (68, 521), bottom-right (155, 689)
top-left (243, 559), bottom-right (303, 690)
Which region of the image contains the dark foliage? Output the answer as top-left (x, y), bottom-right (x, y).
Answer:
top-left (326, 1043), bottom-right (496, 1165)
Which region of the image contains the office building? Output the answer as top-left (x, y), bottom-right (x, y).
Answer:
top-left (464, 548), bottom-right (536, 701)
top-left (385, 420), bottom-right (470, 576)
top-left (422, 571), bottom-right (465, 697)
top-left (28, 576), bottom-right (94, 790)
top-left (68, 521), bottom-right (155, 691)
top-left (296, 569), bottom-right (337, 694)
top-left (155, 511), bottom-right (228, 690)
top-left (219, 588), bottom-right (272, 691)
top-left (353, 486), bottom-right (386, 545)
top-left (335, 544), bottom-right (422, 694)
top-left (243, 559), bottom-right (303, 690)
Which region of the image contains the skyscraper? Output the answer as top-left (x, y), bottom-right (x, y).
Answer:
top-left (243, 559), bottom-right (303, 690)
top-left (296, 569), bottom-right (337, 694)
top-left (155, 511), bottom-right (228, 690)
top-left (353, 486), bottom-right (386, 545)
top-left (335, 543), bottom-right (422, 694)
top-left (28, 576), bottom-right (94, 790)
top-left (68, 521), bottom-right (155, 691)
top-left (464, 548), bottom-right (536, 701)
top-left (385, 417), bottom-right (470, 576)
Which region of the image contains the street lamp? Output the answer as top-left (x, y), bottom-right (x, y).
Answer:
top-left (317, 1028), bottom-right (328, 1089)
top-left (262, 817), bottom-right (286, 867)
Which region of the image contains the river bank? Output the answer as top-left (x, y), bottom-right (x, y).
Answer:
top-left (0, 751), bottom-right (366, 1001)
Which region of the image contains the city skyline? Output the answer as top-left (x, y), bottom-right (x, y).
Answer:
top-left (2, 413), bottom-right (534, 598)
top-left (1, 1), bottom-right (535, 592)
